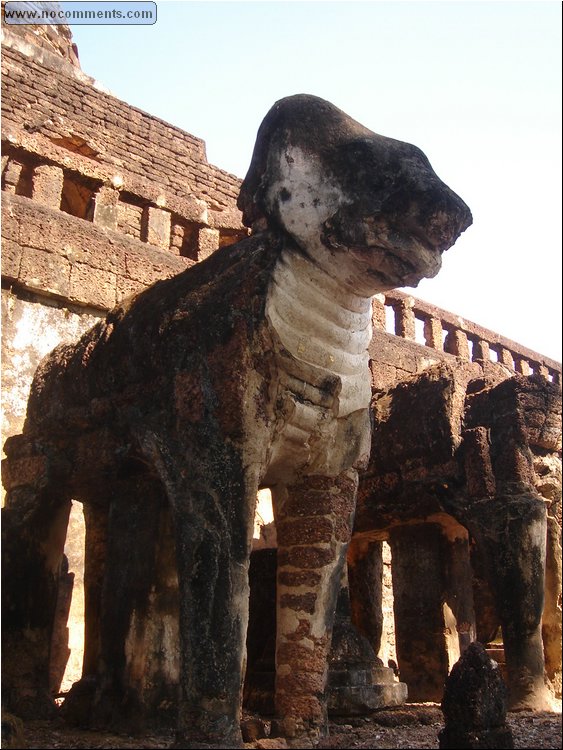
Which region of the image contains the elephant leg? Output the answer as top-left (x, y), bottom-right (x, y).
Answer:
top-left (90, 475), bottom-right (163, 729)
top-left (271, 469), bottom-right (358, 746)
top-left (159, 455), bottom-right (260, 748)
top-left (467, 494), bottom-right (552, 710)
top-left (2, 435), bottom-right (72, 718)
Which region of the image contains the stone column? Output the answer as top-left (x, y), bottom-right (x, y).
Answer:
top-left (31, 164), bottom-right (64, 208)
top-left (1, 434), bottom-right (72, 718)
top-left (82, 503), bottom-right (109, 678)
top-left (534, 453), bottom-right (562, 695)
top-left (92, 185), bottom-right (119, 230)
top-left (424, 316), bottom-right (444, 350)
top-left (388, 523), bottom-right (450, 701)
top-left (198, 227), bottom-right (220, 261)
top-left (444, 329), bottom-right (470, 359)
top-left (88, 476), bottom-right (164, 730)
top-left (462, 375), bottom-right (556, 710)
top-left (2, 158), bottom-right (23, 193)
top-left (371, 294), bottom-right (386, 330)
top-left (347, 537), bottom-right (384, 656)
top-left (49, 555), bottom-right (74, 694)
top-left (543, 502), bottom-right (562, 693)
top-left (143, 206), bottom-right (172, 249)
top-left (465, 495), bottom-right (549, 709)
top-left (393, 297), bottom-right (415, 340)
top-left (442, 531), bottom-right (476, 661)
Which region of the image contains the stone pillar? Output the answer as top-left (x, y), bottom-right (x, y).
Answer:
top-left (1, 435), bottom-right (72, 718)
top-left (543, 498), bottom-right (562, 695)
top-left (465, 495), bottom-right (549, 709)
top-left (31, 164), bottom-right (64, 208)
top-left (472, 338), bottom-right (490, 362)
top-left (92, 185), bottom-right (119, 230)
top-left (198, 227), bottom-right (220, 261)
top-left (63, 482), bottom-right (180, 730)
top-left (82, 503), bottom-right (109, 677)
top-left (347, 537), bottom-right (384, 656)
top-left (388, 523), bottom-right (450, 701)
top-left (2, 158), bottom-right (23, 193)
top-left (49, 555), bottom-right (74, 695)
top-left (534, 453), bottom-right (562, 695)
top-left (470, 542), bottom-right (501, 645)
top-left (444, 329), bottom-right (470, 359)
top-left (424, 316), bottom-right (443, 350)
top-left (393, 297), bottom-right (415, 340)
top-left (244, 547), bottom-right (278, 715)
top-left (498, 347), bottom-right (514, 369)
top-left (88, 476), bottom-right (164, 730)
top-left (514, 357), bottom-right (531, 375)
top-left (143, 206), bottom-right (172, 249)
top-left (463, 376), bottom-right (556, 710)
top-left (442, 531), bottom-right (476, 662)
top-left (372, 294), bottom-right (386, 330)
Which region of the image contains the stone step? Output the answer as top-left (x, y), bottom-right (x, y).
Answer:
top-left (328, 682), bottom-right (408, 716)
top-left (245, 667), bottom-right (408, 717)
top-left (328, 666), bottom-right (397, 688)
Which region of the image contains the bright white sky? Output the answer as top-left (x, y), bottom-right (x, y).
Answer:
top-left (69, 0), bottom-right (562, 362)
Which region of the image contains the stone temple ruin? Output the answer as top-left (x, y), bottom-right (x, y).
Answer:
top-left (1, 15), bottom-right (561, 749)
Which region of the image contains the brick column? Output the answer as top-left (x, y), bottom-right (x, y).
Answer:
top-left (272, 470), bottom-right (357, 744)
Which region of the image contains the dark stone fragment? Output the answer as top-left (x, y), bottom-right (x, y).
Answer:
top-left (439, 642), bottom-right (514, 749)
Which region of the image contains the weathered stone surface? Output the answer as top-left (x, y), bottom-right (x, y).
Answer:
top-left (144, 206), bottom-right (172, 249)
top-left (461, 375), bottom-right (561, 710)
top-left (2, 93), bottom-right (471, 745)
top-left (2, 17), bottom-right (561, 744)
top-left (328, 586), bottom-right (408, 715)
top-left (439, 642), bottom-right (514, 749)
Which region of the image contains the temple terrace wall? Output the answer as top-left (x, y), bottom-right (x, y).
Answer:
top-left (1, 16), bottom-right (561, 713)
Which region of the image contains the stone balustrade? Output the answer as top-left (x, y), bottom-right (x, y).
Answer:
top-left (373, 290), bottom-right (561, 385)
top-left (1, 148), bottom-right (560, 386)
top-left (1, 142), bottom-right (249, 264)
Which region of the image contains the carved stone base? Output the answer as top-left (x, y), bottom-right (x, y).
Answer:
top-left (328, 669), bottom-right (408, 715)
